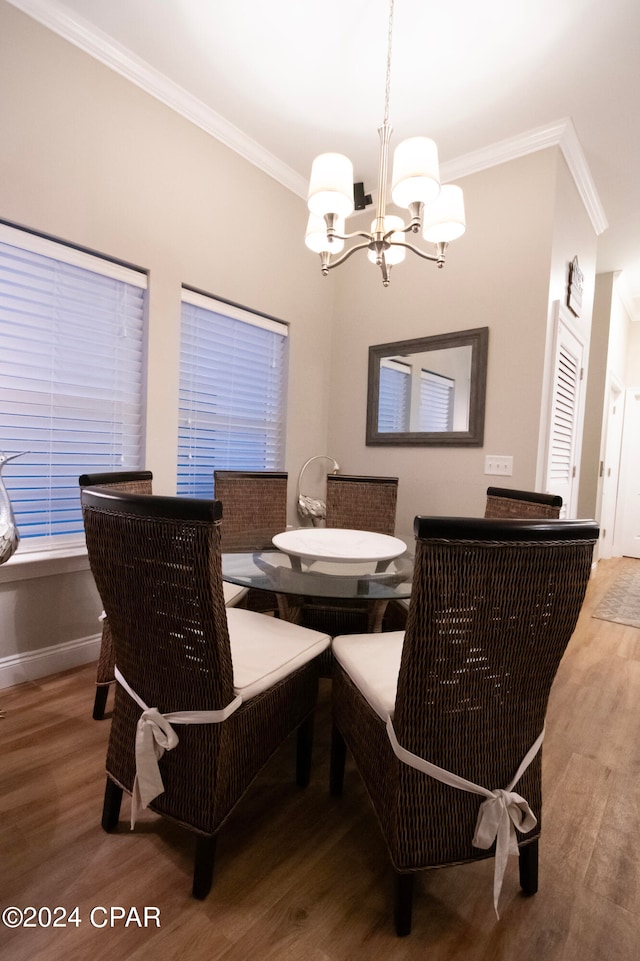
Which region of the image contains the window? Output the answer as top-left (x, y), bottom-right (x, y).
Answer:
top-left (177, 290), bottom-right (288, 498)
top-left (419, 369), bottom-right (454, 432)
top-left (377, 359), bottom-right (453, 433)
top-left (378, 359), bottom-right (410, 432)
top-left (0, 224), bottom-right (147, 550)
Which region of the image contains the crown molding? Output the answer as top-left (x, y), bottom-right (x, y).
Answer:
top-left (557, 118), bottom-right (608, 235)
top-left (8, 0), bottom-right (607, 232)
top-left (441, 118), bottom-right (608, 237)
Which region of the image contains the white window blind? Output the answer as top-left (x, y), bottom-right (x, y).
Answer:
top-left (177, 290), bottom-right (288, 498)
top-left (0, 225), bottom-right (147, 547)
top-left (419, 369), bottom-right (454, 432)
top-left (378, 360), bottom-right (410, 432)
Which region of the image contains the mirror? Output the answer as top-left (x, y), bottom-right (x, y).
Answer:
top-left (366, 327), bottom-right (488, 446)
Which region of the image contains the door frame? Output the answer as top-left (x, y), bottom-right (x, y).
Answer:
top-left (613, 387), bottom-right (640, 558)
top-left (598, 375), bottom-right (625, 558)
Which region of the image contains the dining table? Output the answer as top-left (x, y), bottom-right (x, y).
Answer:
top-left (221, 527), bottom-right (414, 633)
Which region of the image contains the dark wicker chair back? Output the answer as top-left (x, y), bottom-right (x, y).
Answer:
top-left (213, 470), bottom-right (288, 551)
top-left (78, 470), bottom-right (153, 496)
top-left (79, 470), bottom-right (153, 719)
top-left (325, 474), bottom-right (398, 535)
top-left (81, 486), bottom-right (325, 899)
top-left (331, 515), bottom-right (598, 933)
top-left (484, 486), bottom-right (562, 519)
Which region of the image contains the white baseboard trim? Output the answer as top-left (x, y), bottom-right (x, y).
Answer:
top-left (0, 633), bottom-right (101, 690)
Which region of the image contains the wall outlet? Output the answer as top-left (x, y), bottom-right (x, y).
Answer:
top-left (484, 455), bottom-right (513, 475)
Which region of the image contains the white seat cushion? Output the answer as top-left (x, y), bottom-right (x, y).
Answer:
top-left (332, 631), bottom-right (404, 720)
top-left (226, 607), bottom-right (330, 701)
top-left (223, 582), bottom-right (248, 607)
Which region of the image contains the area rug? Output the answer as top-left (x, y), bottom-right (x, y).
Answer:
top-left (592, 565), bottom-right (640, 629)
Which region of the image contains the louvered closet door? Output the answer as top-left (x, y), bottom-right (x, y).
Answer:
top-left (544, 310), bottom-right (586, 517)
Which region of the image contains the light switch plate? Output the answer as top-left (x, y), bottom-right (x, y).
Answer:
top-left (484, 455), bottom-right (513, 475)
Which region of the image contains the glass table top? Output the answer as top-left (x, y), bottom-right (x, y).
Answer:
top-left (221, 543), bottom-right (414, 601)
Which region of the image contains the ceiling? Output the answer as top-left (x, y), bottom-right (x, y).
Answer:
top-left (9, 0), bottom-right (640, 315)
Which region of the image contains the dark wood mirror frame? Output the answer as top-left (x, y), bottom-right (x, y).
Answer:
top-left (366, 326), bottom-right (489, 447)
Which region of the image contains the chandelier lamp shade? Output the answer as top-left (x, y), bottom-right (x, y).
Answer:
top-left (304, 0), bottom-right (466, 287)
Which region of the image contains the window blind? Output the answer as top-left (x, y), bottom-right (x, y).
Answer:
top-left (378, 360), bottom-right (410, 432)
top-left (177, 290), bottom-right (288, 498)
top-left (419, 369), bottom-right (454, 432)
top-left (0, 225), bottom-right (147, 546)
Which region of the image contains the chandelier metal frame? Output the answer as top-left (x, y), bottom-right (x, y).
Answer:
top-left (305, 0), bottom-right (465, 287)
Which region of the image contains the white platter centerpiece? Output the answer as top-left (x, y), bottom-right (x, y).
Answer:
top-left (272, 528), bottom-right (406, 564)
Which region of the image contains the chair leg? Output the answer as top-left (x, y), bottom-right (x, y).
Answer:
top-left (101, 777), bottom-right (123, 832)
top-left (296, 712), bottom-right (315, 787)
top-left (93, 684), bottom-right (110, 720)
top-left (519, 838), bottom-right (539, 896)
top-left (329, 724), bottom-right (347, 796)
top-left (394, 872), bottom-right (415, 936)
top-left (193, 835), bottom-right (217, 900)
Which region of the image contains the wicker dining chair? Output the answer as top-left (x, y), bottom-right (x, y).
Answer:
top-left (214, 470), bottom-right (289, 616)
top-left (80, 470), bottom-right (248, 719)
top-left (81, 486), bottom-right (330, 899)
top-left (330, 515), bottom-right (598, 935)
top-left (391, 487), bottom-right (564, 633)
top-left (484, 486), bottom-right (563, 519)
top-left (325, 474), bottom-right (398, 535)
top-left (79, 471), bottom-right (154, 720)
top-left (301, 473), bottom-right (400, 637)
top-left (213, 470), bottom-right (288, 551)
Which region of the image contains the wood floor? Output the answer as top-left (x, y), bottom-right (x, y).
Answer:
top-left (1, 556), bottom-right (639, 961)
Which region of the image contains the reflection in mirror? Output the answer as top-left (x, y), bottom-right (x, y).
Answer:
top-left (367, 328), bottom-right (488, 446)
top-left (379, 346), bottom-right (473, 433)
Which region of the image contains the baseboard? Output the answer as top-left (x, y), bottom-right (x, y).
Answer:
top-left (0, 633), bottom-right (101, 690)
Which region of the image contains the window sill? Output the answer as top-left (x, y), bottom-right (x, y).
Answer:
top-left (0, 544), bottom-right (91, 583)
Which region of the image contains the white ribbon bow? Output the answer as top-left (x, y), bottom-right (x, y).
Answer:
top-left (386, 717), bottom-right (544, 917)
top-left (132, 707), bottom-right (180, 826)
top-left (115, 667), bottom-right (243, 829)
top-left (472, 787), bottom-right (538, 915)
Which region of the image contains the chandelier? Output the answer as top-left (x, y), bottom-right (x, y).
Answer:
top-left (304, 0), bottom-right (466, 287)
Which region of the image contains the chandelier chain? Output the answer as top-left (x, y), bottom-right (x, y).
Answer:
top-left (383, 0), bottom-right (395, 126)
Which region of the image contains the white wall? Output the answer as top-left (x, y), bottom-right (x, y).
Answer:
top-left (579, 273), bottom-right (615, 518)
top-left (326, 149), bottom-right (597, 535)
top-left (579, 272), bottom-right (639, 541)
top-left (0, 2), bottom-right (333, 679)
top-left (625, 311), bottom-right (640, 382)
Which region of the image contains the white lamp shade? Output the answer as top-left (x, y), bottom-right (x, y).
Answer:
top-left (422, 184), bottom-right (466, 243)
top-left (307, 153), bottom-right (355, 219)
top-left (368, 215), bottom-right (406, 265)
top-left (391, 137), bottom-right (440, 209)
top-left (304, 213), bottom-right (345, 254)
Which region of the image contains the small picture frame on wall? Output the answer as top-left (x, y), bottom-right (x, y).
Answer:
top-left (567, 256), bottom-right (583, 317)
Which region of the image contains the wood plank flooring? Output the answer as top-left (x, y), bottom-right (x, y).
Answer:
top-left (0, 556), bottom-right (638, 960)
